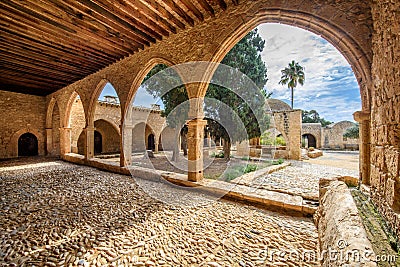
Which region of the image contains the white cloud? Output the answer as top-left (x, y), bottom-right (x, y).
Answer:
top-left (257, 23), bottom-right (361, 122)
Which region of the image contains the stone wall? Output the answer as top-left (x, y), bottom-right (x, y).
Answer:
top-left (94, 119), bottom-right (120, 154)
top-left (323, 121), bottom-right (358, 149)
top-left (273, 110), bottom-right (302, 160)
top-left (316, 180), bottom-right (376, 266)
top-left (370, 0), bottom-right (400, 239)
top-left (0, 90), bottom-right (46, 158)
top-left (302, 123), bottom-right (322, 148)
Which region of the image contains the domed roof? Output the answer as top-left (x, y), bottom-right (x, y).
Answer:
top-left (266, 99), bottom-right (292, 112)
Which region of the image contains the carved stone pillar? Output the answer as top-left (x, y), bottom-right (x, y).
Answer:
top-left (59, 127), bottom-right (71, 155)
top-left (353, 111), bottom-right (371, 185)
top-left (187, 118), bottom-right (207, 182)
top-left (120, 124), bottom-right (133, 167)
top-left (84, 126), bottom-right (95, 160)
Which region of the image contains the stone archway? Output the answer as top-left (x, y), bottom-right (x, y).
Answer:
top-left (94, 131), bottom-right (102, 155)
top-left (148, 134), bottom-right (155, 151)
top-left (18, 133), bottom-right (38, 156)
top-left (302, 134), bottom-right (317, 148)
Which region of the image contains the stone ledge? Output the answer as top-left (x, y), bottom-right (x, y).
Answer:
top-left (315, 180), bottom-right (377, 267)
top-left (62, 155), bottom-right (314, 217)
top-left (230, 162), bottom-right (291, 185)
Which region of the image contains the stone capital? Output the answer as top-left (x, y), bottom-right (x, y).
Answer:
top-left (353, 111), bottom-right (370, 122)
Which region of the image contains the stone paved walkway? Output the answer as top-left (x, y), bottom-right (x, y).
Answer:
top-left (233, 152), bottom-right (359, 201)
top-left (0, 158), bottom-right (318, 267)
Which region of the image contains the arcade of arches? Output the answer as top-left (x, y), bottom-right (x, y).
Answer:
top-left (0, 0), bottom-right (399, 243)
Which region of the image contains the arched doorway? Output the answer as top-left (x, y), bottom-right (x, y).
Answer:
top-left (302, 134), bottom-right (317, 148)
top-left (18, 133), bottom-right (38, 156)
top-left (94, 131), bottom-right (102, 155)
top-left (147, 134), bottom-right (155, 151)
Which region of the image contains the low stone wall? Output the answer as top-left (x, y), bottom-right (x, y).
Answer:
top-left (315, 179), bottom-right (376, 266)
top-left (307, 149), bottom-right (323, 158)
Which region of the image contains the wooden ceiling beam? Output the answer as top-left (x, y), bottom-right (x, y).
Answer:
top-left (0, 27), bottom-right (113, 70)
top-left (122, 0), bottom-right (177, 34)
top-left (0, 67), bottom-right (71, 85)
top-left (22, 0), bottom-right (143, 53)
top-left (0, 35), bottom-right (107, 73)
top-left (0, 57), bottom-right (86, 81)
top-left (73, 0), bottom-right (155, 45)
top-left (0, 74), bottom-right (67, 90)
top-left (2, 1), bottom-right (137, 57)
top-left (0, 83), bottom-right (51, 96)
top-left (216, 0), bottom-right (228, 10)
top-left (196, 0), bottom-right (215, 17)
top-left (94, 0), bottom-right (164, 40)
top-left (179, 0), bottom-right (204, 22)
top-left (0, 17), bottom-right (120, 66)
top-left (160, 0), bottom-right (195, 26)
top-left (133, 0), bottom-right (186, 30)
top-left (58, 0), bottom-right (149, 49)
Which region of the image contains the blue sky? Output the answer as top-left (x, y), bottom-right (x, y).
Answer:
top-left (100, 23), bottom-right (361, 122)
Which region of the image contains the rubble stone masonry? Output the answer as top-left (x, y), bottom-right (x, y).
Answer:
top-left (0, 90), bottom-right (46, 158)
top-left (370, 0), bottom-right (400, 239)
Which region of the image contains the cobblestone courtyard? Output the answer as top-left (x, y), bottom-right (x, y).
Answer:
top-left (0, 158), bottom-right (318, 267)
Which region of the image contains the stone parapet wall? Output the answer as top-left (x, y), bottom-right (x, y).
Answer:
top-left (315, 180), bottom-right (376, 266)
top-left (370, 0), bottom-right (400, 239)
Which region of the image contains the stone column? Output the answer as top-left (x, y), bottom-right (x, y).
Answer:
top-left (59, 127), bottom-right (71, 155)
top-left (353, 111), bottom-right (371, 185)
top-left (187, 118), bottom-right (207, 182)
top-left (46, 128), bottom-right (53, 155)
top-left (154, 138), bottom-right (159, 153)
top-left (120, 124), bottom-right (133, 167)
top-left (208, 132), bottom-right (212, 148)
top-left (84, 126), bottom-right (95, 160)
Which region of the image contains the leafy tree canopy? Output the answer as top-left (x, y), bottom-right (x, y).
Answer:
top-left (343, 124), bottom-right (359, 139)
top-left (143, 29), bottom-right (270, 158)
top-left (302, 109), bottom-right (332, 127)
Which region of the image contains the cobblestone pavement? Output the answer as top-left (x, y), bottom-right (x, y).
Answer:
top-left (0, 158), bottom-right (318, 267)
top-left (248, 155), bottom-right (359, 200)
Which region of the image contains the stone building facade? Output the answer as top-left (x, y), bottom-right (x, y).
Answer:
top-left (68, 98), bottom-right (175, 155)
top-left (0, 0), bottom-right (398, 239)
top-left (302, 121), bottom-right (359, 150)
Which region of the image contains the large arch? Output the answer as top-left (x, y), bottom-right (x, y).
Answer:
top-left (46, 97), bottom-right (62, 156)
top-left (9, 128), bottom-right (44, 158)
top-left (67, 92), bottom-right (86, 155)
top-left (124, 57), bottom-right (177, 122)
top-left (131, 122), bottom-right (155, 152)
top-left (94, 119), bottom-right (121, 155)
top-left (206, 13), bottom-right (371, 111)
top-left (88, 80), bottom-right (122, 127)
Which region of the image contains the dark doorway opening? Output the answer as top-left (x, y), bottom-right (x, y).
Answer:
top-left (94, 131), bottom-right (102, 155)
top-left (18, 133), bottom-right (38, 156)
top-left (302, 134), bottom-right (317, 148)
top-left (148, 134), bottom-right (155, 150)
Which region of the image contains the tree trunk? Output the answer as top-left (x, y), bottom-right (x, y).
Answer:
top-left (181, 132), bottom-right (187, 156)
top-left (291, 87), bottom-right (294, 109)
top-left (223, 139), bottom-right (231, 159)
top-left (172, 128), bottom-right (180, 162)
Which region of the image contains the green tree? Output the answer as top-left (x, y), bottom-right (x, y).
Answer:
top-left (343, 124), bottom-right (359, 139)
top-left (205, 29), bottom-right (269, 158)
top-left (279, 60), bottom-right (305, 109)
top-left (302, 110), bottom-right (332, 127)
top-left (142, 64), bottom-right (188, 161)
top-left (143, 29), bottom-right (269, 160)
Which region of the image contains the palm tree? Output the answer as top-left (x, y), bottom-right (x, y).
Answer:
top-left (279, 60), bottom-right (305, 109)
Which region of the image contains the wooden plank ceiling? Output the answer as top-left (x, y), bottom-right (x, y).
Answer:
top-left (0, 0), bottom-right (238, 96)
